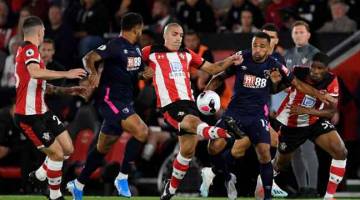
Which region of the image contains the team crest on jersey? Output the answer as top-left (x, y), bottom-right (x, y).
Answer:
top-left (25, 49), bottom-right (34, 57)
top-left (243, 74), bottom-right (267, 88)
top-left (263, 70), bottom-right (270, 79)
top-left (301, 95), bottom-right (316, 108)
top-left (122, 107), bottom-right (130, 113)
top-left (240, 65), bottom-right (247, 70)
top-left (124, 49), bottom-right (128, 54)
top-left (97, 45), bottom-right (106, 50)
top-left (42, 132), bottom-right (51, 142)
top-left (279, 142), bottom-right (287, 151)
top-left (169, 61), bottom-right (185, 79)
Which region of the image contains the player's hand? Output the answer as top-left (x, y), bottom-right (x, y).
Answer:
top-left (270, 68), bottom-right (282, 83)
top-left (229, 53), bottom-right (243, 65)
top-left (65, 68), bottom-right (87, 79)
top-left (318, 91), bottom-right (337, 105)
top-left (141, 67), bottom-right (153, 80)
top-left (289, 105), bottom-right (309, 115)
top-left (87, 73), bottom-right (100, 88)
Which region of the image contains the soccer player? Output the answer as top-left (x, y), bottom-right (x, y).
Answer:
top-left (66, 12), bottom-right (151, 199)
top-left (269, 52), bottom-right (347, 200)
top-left (199, 24), bottom-right (288, 200)
top-left (141, 23), bottom-right (244, 200)
top-left (200, 32), bottom-right (335, 200)
top-left (13, 16), bottom-right (87, 200)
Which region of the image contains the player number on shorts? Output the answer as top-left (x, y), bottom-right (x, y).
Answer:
top-left (321, 120), bottom-right (334, 130)
top-left (52, 115), bottom-right (62, 125)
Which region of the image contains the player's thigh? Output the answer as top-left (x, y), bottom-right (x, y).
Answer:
top-left (96, 132), bottom-right (119, 153)
top-left (231, 136), bottom-right (251, 158)
top-left (207, 138), bottom-right (228, 155)
top-left (314, 130), bottom-right (347, 160)
top-left (121, 113), bottom-right (149, 142)
top-left (178, 134), bottom-right (198, 158)
top-left (55, 130), bottom-right (74, 156)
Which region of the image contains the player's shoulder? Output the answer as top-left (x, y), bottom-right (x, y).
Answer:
top-left (19, 41), bottom-right (38, 53)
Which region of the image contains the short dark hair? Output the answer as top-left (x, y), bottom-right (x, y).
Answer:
top-left (312, 52), bottom-right (330, 66)
top-left (22, 16), bottom-right (43, 34)
top-left (43, 38), bottom-right (55, 45)
top-left (121, 12), bottom-right (143, 31)
top-left (261, 23), bottom-right (278, 34)
top-left (253, 32), bottom-right (271, 43)
top-left (292, 20), bottom-right (310, 32)
top-left (185, 30), bottom-right (199, 37)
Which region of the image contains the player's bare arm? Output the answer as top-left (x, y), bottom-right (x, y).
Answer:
top-left (200, 54), bottom-right (243, 75)
top-left (205, 71), bottom-right (229, 91)
top-left (291, 77), bottom-right (336, 105)
top-left (82, 50), bottom-right (102, 87)
top-left (27, 63), bottom-right (87, 80)
top-left (46, 84), bottom-right (87, 96)
top-left (289, 97), bottom-right (338, 119)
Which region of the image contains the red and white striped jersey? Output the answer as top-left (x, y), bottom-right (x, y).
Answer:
top-left (142, 45), bottom-right (204, 108)
top-left (276, 67), bottom-right (339, 127)
top-left (15, 41), bottom-right (47, 115)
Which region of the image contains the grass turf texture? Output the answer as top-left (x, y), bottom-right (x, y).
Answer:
top-left (0, 196), bottom-right (358, 200)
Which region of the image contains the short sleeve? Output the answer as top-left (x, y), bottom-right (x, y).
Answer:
top-left (327, 77), bottom-right (339, 97)
top-left (142, 45), bottom-right (151, 65)
top-left (94, 41), bottom-right (120, 59)
top-left (275, 60), bottom-right (294, 83)
top-left (23, 45), bottom-right (40, 65)
top-left (188, 49), bottom-right (205, 69)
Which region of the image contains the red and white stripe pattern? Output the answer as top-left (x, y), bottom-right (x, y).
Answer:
top-left (15, 42), bottom-right (47, 115)
top-left (276, 77), bottom-right (339, 127)
top-left (169, 153), bottom-right (191, 193)
top-left (325, 159), bottom-right (346, 198)
top-left (47, 159), bottom-right (63, 196)
top-left (196, 122), bottom-right (231, 139)
top-left (143, 46), bottom-right (203, 108)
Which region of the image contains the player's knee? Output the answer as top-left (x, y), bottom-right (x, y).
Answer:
top-left (48, 149), bottom-right (64, 161)
top-left (63, 144), bottom-right (74, 156)
top-left (134, 124), bottom-right (149, 142)
top-left (231, 147), bottom-right (245, 158)
top-left (332, 145), bottom-right (348, 160)
top-left (181, 115), bottom-right (201, 133)
top-left (257, 147), bottom-right (271, 164)
top-left (97, 140), bottom-right (115, 154)
top-left (207, 139), bottom-right (226, 155)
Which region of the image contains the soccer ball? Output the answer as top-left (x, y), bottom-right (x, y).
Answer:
top-left (196, 90), bottom-right (221, 115)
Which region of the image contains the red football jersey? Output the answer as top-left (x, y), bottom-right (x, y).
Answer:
top-left (142, 45), bottom-right (204, 108)
top-left (15, 41), bottom-right (47, 115)
top-left (276, 67), bottom-right (339, 127)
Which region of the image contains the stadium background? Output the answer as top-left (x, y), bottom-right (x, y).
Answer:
top-left (0, 0), bottom-right (359, 198)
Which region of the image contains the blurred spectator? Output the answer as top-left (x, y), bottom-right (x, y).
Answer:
top-left (223, 0), bottom-right (264, 31)
top-left (13, 6), bottom-right (32, 37)
top-left (0, 0), bottom-right (15, 51)
top-left (139, 29), bottom-right (156, 48)
top-left (39, 38), bottom-right (66, 87)
top-left (233, 9), bottom-right (259, 33)
top-left (148, 0), bottom-right (175, 34)
top-left (6, 0), bottom-right (48, 20)
top-left (317, 0), bottom-right (357, 33)
top-left (207, 0), bottom-right (232, 22)
top-left (74, 0), bottom-right (108, 56)
top-left (183, 30), bottom-right (213, 96)
top-left (295, 0), bottom-right (331, 31)
top-left (177, 0), bottom-right (217, 32)
top-left (109, 0), bottom-right (152, 32)
top-left (265, 0), bottom-right (299, 29)
top-left (45, 4), bottom-right (76, 67)
top-left (0, 35), bottom-right (21, 88)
